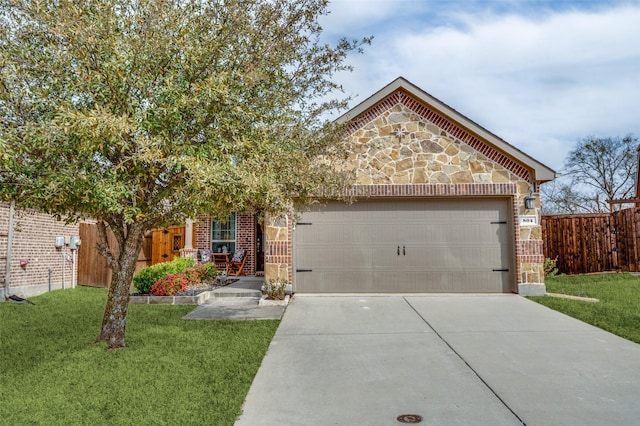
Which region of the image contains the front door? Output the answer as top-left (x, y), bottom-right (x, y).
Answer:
top-left (255, 217), bottom-right (265, 272)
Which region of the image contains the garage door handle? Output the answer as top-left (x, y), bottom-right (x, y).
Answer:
top-left (403, 246), bottom-right (406, 256)
top-left (492, 269), bottom-right (509, 272)
top-left (397, 246), bottom-right (400, 256)
top-left (296, 269), bottom-right (313, 272)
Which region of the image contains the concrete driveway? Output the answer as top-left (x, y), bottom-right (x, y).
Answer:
top-left (235, 295), bottom-right (640, 426)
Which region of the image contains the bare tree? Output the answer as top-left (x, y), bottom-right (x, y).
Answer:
top-left (540, 179), bottom-right (600, 214)
top-left (552, 135), bottom-right (637, 213)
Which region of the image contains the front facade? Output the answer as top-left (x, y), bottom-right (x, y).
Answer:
top-left (191, 78), bottom-right (555, 295)
top-left (264, 77), bottom-right (555, 295)
top-left (5, 78), bottom-right (554, 298)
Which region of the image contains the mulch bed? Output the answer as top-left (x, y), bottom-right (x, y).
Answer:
top-left (130, 278), bottom-right (239, 297)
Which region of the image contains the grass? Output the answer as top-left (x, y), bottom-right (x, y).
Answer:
top-left (530, 272), bottom-right (640, 344)
top-left (0, 287), bottom-right (279, 425)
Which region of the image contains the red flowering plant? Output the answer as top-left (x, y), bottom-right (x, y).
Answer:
top-left (183, 267), bottom-right (202, 286)
top-left (150, 273), bottom-right (189, 296)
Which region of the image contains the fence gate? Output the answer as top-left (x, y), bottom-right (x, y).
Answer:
top-left (151, 226), bottom-right (195, 265)
top-left (614, 208), bottom-right (640, 272)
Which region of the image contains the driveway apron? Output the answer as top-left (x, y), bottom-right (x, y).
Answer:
top-left (235, 295), bottom-right (640, 426)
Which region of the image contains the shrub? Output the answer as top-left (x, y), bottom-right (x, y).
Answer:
top-left (168, 256), bottom-right (196, 272)
top-left (133, 257), bottom-right (196, 293)
top-left (544, 257), bottom-right (559, 277)
top-left (150, 273), bottom-right (188, 296)
top-left (262, 278), bottom-right (287, 300)
top-left (183, 267), bottom-right (202, 286)
top-left (191, 263), bottom-right (217, 281)
top-left (133, 265), bottom-right (169, 294)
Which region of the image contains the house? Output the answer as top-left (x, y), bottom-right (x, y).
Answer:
top-left (1, 202), bottom-right (82, 299)
top-left (193, 77), bottom-right (556, 295)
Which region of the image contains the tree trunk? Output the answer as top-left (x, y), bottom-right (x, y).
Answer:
top-left (97, 223), bottom-right (146, 349)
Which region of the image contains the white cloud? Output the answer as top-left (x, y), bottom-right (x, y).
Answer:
top-left (323, 1), bottom-right (640, 172)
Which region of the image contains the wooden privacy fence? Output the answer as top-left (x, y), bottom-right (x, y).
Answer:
top-left (78, 223), bottom-right (152, 288)
top-left (615, 207), bottom-right (640, 272)
top-left (541, 207), bottom-right (640, 274)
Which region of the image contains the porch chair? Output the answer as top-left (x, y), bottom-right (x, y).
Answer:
top-left (226, 249), bottom-right (248, 276)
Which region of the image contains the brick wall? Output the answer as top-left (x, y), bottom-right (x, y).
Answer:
top-left (236, 214), bottom-right (255, 275)
top-left (0, 202), bottom-right (81, 299)
top-left (194, 213), bottom-right (256, 276)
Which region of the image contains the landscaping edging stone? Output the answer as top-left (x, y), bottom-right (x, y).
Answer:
top-left (258, 294), bottom-right (290, 306)
top-left (129, 291), bottom-right (214, 305)
top-left (545, 292), bottom-right (599, 303)
top-left (129, 278), bottom-right (242, 305)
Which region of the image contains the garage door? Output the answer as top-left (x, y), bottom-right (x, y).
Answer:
top-left (294, 198), bottom-right (513, 293)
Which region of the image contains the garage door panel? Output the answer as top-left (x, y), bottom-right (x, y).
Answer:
top-left (296, 248), bottom-right (348, 269)
top-left (298, 247), bottom-right (374, 270)
top-left (345, 247), bottom-right (373, 268)
top-left (410, 272), bottom-right (450, 292)
top-left (404, 223), bottom-right (494, 244)
top-left (404, 245), bottom-right (504, 269)
top-left (294, 199), bottom-right (512, 293)
top-left (372, 271), bottom-right (401, 291)
top-left (372, 245), bottom-right (401, 268)
top-left (301, 223), bottom-right (345, 244)
top-left (403, 246), bottom-right (456, 268)
top-left (297, 271), bottom-right (372, 293)
top-left (354, 224), bottom-right (397, 244)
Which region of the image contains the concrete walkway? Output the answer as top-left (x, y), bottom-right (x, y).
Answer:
top-left (235, 295), bottom-right (640, 426)
top-left (183, 277), bottom-right (286, 320)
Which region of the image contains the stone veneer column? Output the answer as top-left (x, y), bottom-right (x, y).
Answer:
top-left (515, 182), bottom-right (545, 296)
top-left (263, 214), bottom-right (291, 282)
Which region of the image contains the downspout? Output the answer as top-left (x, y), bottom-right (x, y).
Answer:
top-left (4, 200), bottom-right (15, 298)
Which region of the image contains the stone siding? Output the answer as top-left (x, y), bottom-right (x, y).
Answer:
top-left (345, 106), bottom-right (525, 187)
top-left (264, 215), bottom-right (292, 282)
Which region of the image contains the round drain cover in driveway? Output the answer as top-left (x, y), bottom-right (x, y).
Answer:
top-left (397, 414), bottom-right (422, 423)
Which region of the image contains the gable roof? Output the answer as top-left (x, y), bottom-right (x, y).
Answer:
top-left (336, 77), bottom-right (557, 183)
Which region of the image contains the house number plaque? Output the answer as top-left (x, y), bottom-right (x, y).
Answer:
top-left (519, 215), bottom-right (538, 226)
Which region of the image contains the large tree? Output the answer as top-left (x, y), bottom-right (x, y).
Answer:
top-left (542, 135), bottom-right (637, 213)
top-left (0, 0), bottom-right (369, 349)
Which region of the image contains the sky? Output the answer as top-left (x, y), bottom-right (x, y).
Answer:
top-left (318, 0), bottom-right (640, 174)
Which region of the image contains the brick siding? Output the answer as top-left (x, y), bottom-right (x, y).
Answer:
top-left (1, 202), bottom-right (81, 298)
top-left (194, 213), bottom-right (257, 276)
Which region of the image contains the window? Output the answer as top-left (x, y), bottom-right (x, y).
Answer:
top-left (211, 213), bottom-right (236, 254)
top-left (172, 235), bottom-right (183, 252)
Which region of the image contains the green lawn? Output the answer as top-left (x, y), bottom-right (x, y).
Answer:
top-left (530, 272), bottom-right (640, 344)
top-left (0, 287), bottom-right (279, 425)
